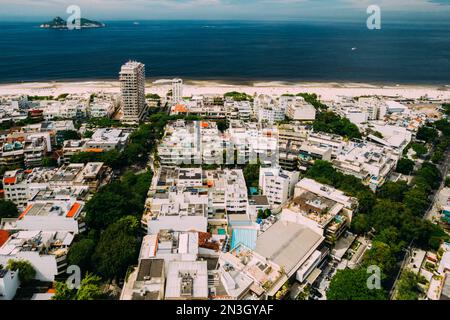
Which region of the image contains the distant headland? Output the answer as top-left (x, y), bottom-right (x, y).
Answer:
top-left (40, 16), bottom-right (106, 29)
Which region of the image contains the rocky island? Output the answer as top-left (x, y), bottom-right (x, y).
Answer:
top-left (40, 16), bottom-right (106, 29)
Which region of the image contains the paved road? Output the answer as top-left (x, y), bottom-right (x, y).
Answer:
top-left (424, 148), bottom-right (450, 220)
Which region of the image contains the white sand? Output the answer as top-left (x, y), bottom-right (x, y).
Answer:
top-left (0, 80), bottom-right (449, 100)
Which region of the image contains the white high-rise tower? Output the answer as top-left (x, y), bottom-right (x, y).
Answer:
top-left (172, 78), bottom-right (183, 105)
top-left (120, 61), bottom-right (146, 122)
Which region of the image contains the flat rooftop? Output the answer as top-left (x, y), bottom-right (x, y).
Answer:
top-left (255, 221), bottom-right (324, 276)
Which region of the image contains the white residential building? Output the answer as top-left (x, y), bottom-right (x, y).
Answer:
top-left (41, 100), bottom-right (88, 120)
top-left (158, 121), bottom-right (222, 166)
top-left (255, 95), bottom-right (285, 123)
top-left (259, 167), bottom-right (299, 207)
top-left (2, 163), bottom-right (108, 209)
top-left (165, 260), bottom-right (208, 300)
top-left (89, 99), bottom-right (115, 118)
top-left (85, 128), bottom-right (130, 151)
top-left (206, 169), bottom-right (249, 214)
top-left (120, 61), bottom-right (146, 122)
top-left (0, 269), bottom-right (20, 300)
top-left (0, 231), bottom-right (74, 282)
top-left (145, 188), bottom-right (208, 234)
top-left (285, 97), bottom-right (316, 121)
top-left (225, 120), bottom-right (278, 166)
top-left (332, 141), bottom-right (399, 190)
top-left (172, 78), bottom-right (183, 105)
top-left (282, 178), bottom-right (358, 244)
top-left (12, 191), bottom-right (85, 234)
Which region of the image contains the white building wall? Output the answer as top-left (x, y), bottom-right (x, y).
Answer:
top-left (0, 270), bottom-right (20, 300)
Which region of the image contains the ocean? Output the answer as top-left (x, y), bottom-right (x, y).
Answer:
top-left (0, 20), bottom-right (449, 84)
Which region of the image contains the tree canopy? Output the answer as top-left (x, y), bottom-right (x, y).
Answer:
top-left (313, 112), bottom-right (362, 139)
top-left (85, 170), bottom-right (151, 230)
top-left (327, 268), bottom-right (387, 300)
top-left (91, 216), bottom-right (140, 279)
top-left (67, 238), bottom-right (96, 272)
top-left (7, 259), bottom-right (36, 284)
top-left (396, 158), bottom-right (415, 175)
top-left (0, 200), bottom-right (19, 219)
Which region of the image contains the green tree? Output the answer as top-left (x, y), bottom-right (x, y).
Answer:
top-left (224, 91), bottom-right (253, 102)
top-left (396, 158), bottom-right (415, 175)
top-left (351, 214), bottom-right (370, 234)
top-left (67, 238), bottom-right (96, 272)
top-left (52, 281), bottom-right (76, 300)
top-left (85, 171), bottom-right (151, 230)
top-left (327, 268), bottom-right (387, 300)
top-left (0, 200), bottom-right (19, 219)
top-left (378, 181), bottom-right (409, 202)
top-left (60, 130), bottom-right (80, 141)
top-left (41, 156), bottom-right (57, 167)
top-left (416, 126), bottom-right (438, 143)
top-left (313, 111), bottom-right (362, 139)
top-left (403, 187), bottom-right (429, 217)
top-left (362, 241), bottom-right (397, 276)
top-left (395, 270), bottom-right (424, 300)
top-left (243, 162), bottom-right (260, 188)
top-left (216, 119), bottom-right (229, 132)
top-left (91, 216), bottom-right (139, 279)
top-left (296, 93), bottom-right (328, 110)
top-left (7, 259), bottom-right (36, 285)
top-left (411, 143), bottom-right (427, 156)
top-left (75, 273), bottom-right (104, 300)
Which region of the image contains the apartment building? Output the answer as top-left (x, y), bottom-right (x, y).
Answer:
top-left (158, 121), bottom-right (222, 166)
top-left (0, 230), bottom-right (74, 282)
top-left (11, 190), bottom-right (86, 234)
top-left (225, 100), bottom-right (253, 121)
top-left (259, 167), bottom-right (299, 207)
top-left (120, 61), bottom-right (146, 122)
top-left (297, 142), bottom-right (332, 171)
top-left (205, 169), bottom-right (249, 215)
top-left (172, 78), bottom-right (183, 105)
top-left (2, 163), bottom-right (109, 209)
top-left (332, 141), bottom-right (399, 190)
top-left (218, 219), bottom-right (325, 299)
top-left (225, 120), bottom-right (278, 166)
top-left (40, 100), bottom-right (88, 120)
top-left (281, 178), bottom-right (358, 245)
top-left (84, 128), bottom-right (130, 151)
top-left (120, 258), bottom-right (165, 300)
top-left (255, 95), bottom-right (286, 124)
top-left (89, 99), bottom-right (115, 118)
top-left (285, 97), bottom-right (316, 121)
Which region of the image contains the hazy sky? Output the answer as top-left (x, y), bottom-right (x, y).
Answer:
top-left (1, 0), bottom-right (450, 21)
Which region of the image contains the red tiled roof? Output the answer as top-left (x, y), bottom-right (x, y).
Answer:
top-left (66, 202), bottom-right (81, 218)
top-left (174, 104), bottom-right (188, 113)
top-left (3, 177), bottom-right (16, 185)
top-left (18, 204), bottom-right (33, 220)
top-left (0, 230), bottom-right (10, 247)
top-left (85, 148), bottom-right (104, 153)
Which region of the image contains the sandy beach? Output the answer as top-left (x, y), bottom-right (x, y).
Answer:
top-left (0, 80), bottom-right (449, 101)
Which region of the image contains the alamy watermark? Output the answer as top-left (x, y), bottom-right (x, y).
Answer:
top-left (66, 264), bottom-right (81, 289)
top-left (66, 5), bottom-right (81, 30)
top-left (367, 5), bottom-right (382, 30)
top-left (366, 265), bottom-right (382, 290)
